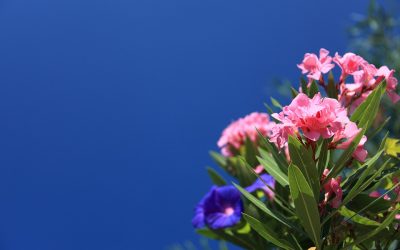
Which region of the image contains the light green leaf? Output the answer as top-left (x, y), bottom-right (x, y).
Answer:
top-left (288, 164), bottom-right (321, 248)
top-left (257, 149), bottom-right (289, 186)
top-left (243, 213), bottom-right (295, 250)
top-left (338, 206), bottom-right (381, 226)
top-left (345, 208), bottom-right (397, 248)
top-left (270, 97), bottom-right (283, 109)
top-left (233, 183), bottom-right (293, 229)
top-left (351, 81), bottom-right (386, 131)
top-left (288, 136), bottom-right (319, 199)
top-left (209, 151), bottom-right (227, 168)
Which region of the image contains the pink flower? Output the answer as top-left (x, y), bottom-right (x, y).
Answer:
top-left (333, 52), bottom-right (366, 77)
top-left (376, 66), bottom-right (400, 103)
top-left (333, 122), bottom-right (368, 162)
top-left (269, 93), bottom-right (368, 161)
top-left (272, 93), bottom-right (347, 142)
top-left (217, 112), bottom-right (273, 156)
top-left (297, 48), bottom-right (335, 80)
top-left (322, 169), bottom-right (343, 208)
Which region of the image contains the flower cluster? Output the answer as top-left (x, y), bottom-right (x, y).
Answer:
top-left (193, 48), bottom-right (400, 250)
top-left (217, 112), bottom-right (273, 156)
top-left (270, 93), bottom-right (367, 161)
top-left (298, 49), bottom-right (400, 112)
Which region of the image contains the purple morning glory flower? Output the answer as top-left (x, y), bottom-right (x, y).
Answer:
top-left (245, 174), bottom-right (275, 200)
top-left (192, 185), bottom-right (243, 230)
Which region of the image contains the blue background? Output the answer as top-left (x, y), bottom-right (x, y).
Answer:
top-left (0, 0), bottom-right (370, 249)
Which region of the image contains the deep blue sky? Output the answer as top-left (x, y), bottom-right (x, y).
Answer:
top-left (0, 0), bottom-right (372, 249)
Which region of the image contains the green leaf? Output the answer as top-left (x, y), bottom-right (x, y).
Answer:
top-left (257, 130), bottom-right (289, 171)
top-left (288, 164), bottom-right (321, 248)
top-left (343, 156), bottom-right (389, 206)
top-left (326, 71), bottom-right (338, 99)
top-left (257, 149), bottom-right (289, 186)
top-left (233, 183), bottom-right (293, 229)
top-left (264, 103), bottom-right (274, 115)
top-left (351, 81), bottom-right (386, 131)
top-left (327, 129), bottom-right (365, 180)
top-left (345, 208), bottom-right (398, 248)
top-left (206, 167), bottom-right (227, 186)
top-left (316, 139), bottom-right (330, 178)
top-left (300, 77), bottom-right (309, 96)
top-left (243, 214), bottom-right (295, 250)
top-left (308, 80), bottom-right (319, 97)
top-left (196, 228), bottom-right (220, 240)
top-left (338, 206), bottom-right (381, 226)
top-left (209, 151), bottom-right (227, 168)
top-left (367, 116), bottom-right (390, 140)
top-left (270, 97), bottom-right (283, 109)
top-left (288, 136), bottom-right (319, 199)
top-left (290, 87), bottom-right (299, 98)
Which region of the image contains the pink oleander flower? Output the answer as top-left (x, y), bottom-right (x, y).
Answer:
top-left (271, 93), bottom-right (347, 142)
top-left (333, 52), bottom-right (366, 77)
top-left (297, 48), bottom-right (335, 80)
top-left (217, 112), bottom-right (274, 156)
top-left (270, 93), bottom-right (368, 161)
top-left (333, 122), bottom-right (368, 162)
top-left (376, 66), bottom-right (400, 103)
top-left (322, 169), bottom-right (343, 208)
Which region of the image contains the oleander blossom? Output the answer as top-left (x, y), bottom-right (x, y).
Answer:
top-left (322, 169), bottom-right (343, 208)
top-left (217, 112), bottom-right (274, 156)
top-left (270, 93), bottom-right (368, 161)
top-left (192, 186), bottom-right (243, 229)
top-left (297, 48), bottom-right (335, 80)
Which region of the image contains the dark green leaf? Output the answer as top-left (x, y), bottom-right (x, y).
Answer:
top-left (243, 213), bottom-right (295, 250)
top-left (206, 167), bottom-right (227, 186)
top-left (326, 71), bottom-right (338, 99)
top-left (288, 164), bottom-right (321, 248)
top-left (308, 80), bottom-right (319, 97)
top-left (338, 206), bottom-right (381, 226)
top-left (288, 136), bottom-right (319, 199)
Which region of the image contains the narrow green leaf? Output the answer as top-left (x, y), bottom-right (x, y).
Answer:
top-left (317, 139), bottom-right (330, 178)
top-left (233, 183), bottom-right (293, 229)
top-left (300, 77), bottom-right (309, 96)
top-left (288, 136), bottom-right (319, 199)
top-left (257, 130), bottom-right (289, 171)
top-left (308, 80), bottom-right (319, 97)
top-left (326, 71), bottom-right (338, 99)
top-left (243, 213), bottom-right (295, 250)
top-left (209, 151), bottom-right (227, 168)
top-left (290, 87), bottom-right (299, 98)
top-left (338, 206), bottom-right (381, 226)
top-left (264, 102), bottom-right (274, 115)
top-left (206, 167), bottom-right (227, 186)
top-left (351, 81), bottom-right (386, 131)
top-left (288, 164), bottom-right (321, 248)
top-left (257, 150), bottom-right (289, 186)
top-left (345, 208), bottom-right (397, 248)
top-left (327, 129), bottom-right (364, 180)
top-left (270, 97), bottom-right (283, 109)
top-left (367, 116), bottom-right (390, 140)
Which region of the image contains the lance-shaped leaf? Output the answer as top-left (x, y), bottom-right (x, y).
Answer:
top-left (326, 71), bottom-right (338, 99)
top-left (308, 80), bottom-right (319, 98)
top-left (327, 129), bottom-right (364, 180)
top-left (288, 136), bottom-right (319, 199)
top-left (345, 208), bottom-right (398, 248)
top-left (206, 167), bottom-right (227, 186)
top-left (351, 81), bottom-right (386, 131)
top-left (270, 97), bottom-right (283, 109)
top-left (233, 183), bottom-right (293, 229)
top-left (257, 130), bottom-right (288, 171)
top-left (243, 213), bottom-right (295, 250)
top-left (316, 139), bottom-right (331, 178)
top-left (338, 206), bottom-right (381, 227)
top-left (257, 148), bottom-right (289, 186)
top-left (288, 164), bottom-right (321, 249)
top-left (209, 151), bottom-right (227, 168)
